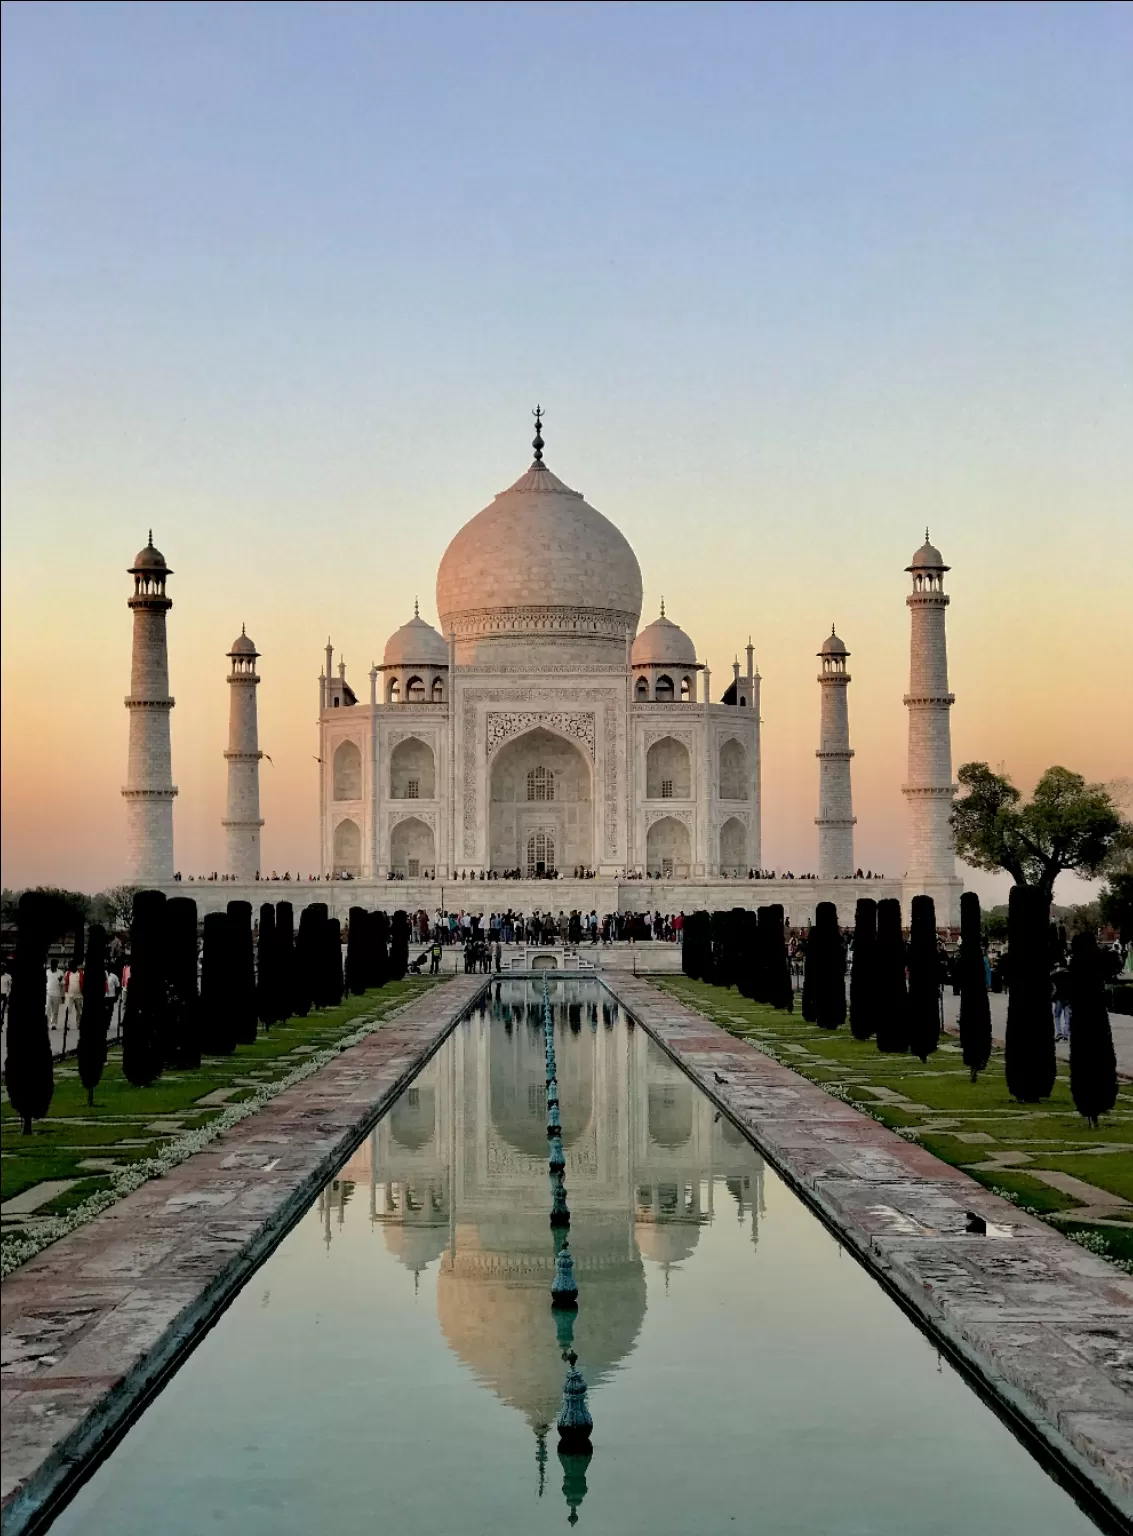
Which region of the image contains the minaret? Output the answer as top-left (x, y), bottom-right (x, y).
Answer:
top-left (903, 532), bottom-right (957, 909)
top-left (223, 626), bottom-right (264, 881)
top-left (815, 627), bottom-right (855, 877)
top-left (123, 534), bottom-right (177, 881)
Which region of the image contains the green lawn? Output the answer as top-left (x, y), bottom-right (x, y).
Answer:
top-left (657, 976), bottom-right (1133, 1272)
top-left (1, 979), bottom-right (440, 1210)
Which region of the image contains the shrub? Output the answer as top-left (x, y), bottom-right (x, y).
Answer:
top-left (77, 922), bottom-right (111, 1106)
top-left (346, 906), bottom-right (368, 996)
top-left (958, 891), bottom-right (992, 1081)
top-left (766, 905), bottom-right (794, 1012)
top-left (813, 901), bottom-right (846, 1030)
top-left (5, 891), bottom-right (56, 1131)
top-left (200, 911), bottom-right (236, 1055)
top-left (295, 903), bottom-right (326, 1014)
top-left (122, 889), bottom-right (167, 1087)
top-left (369, 910), bottom-right (390, 989)
top-left (874, 898), bottom-right (909, 1053)
top-left (849, 898), bottom-right (877, 1041)
top-left (275, 901), bottom-right (296, 1019)
top-left (228, 901), bottom-right (258, 1045)
top-left (906, 895), bottom-right (940, 1062)
top-left (324, 917), bottom-right (344, 1007)
top-left (1068, 932), bottom-right (1118, 1126)
top-left (256, 903), bottom-right (278, 1029)
top-left (1004, 884), bottom-right (1056, 1102)
top-left (165, 896), bottom-right (201, 1069)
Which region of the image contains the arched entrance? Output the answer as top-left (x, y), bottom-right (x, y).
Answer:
top-left (645, 816), bottom-right (691, 877)
top-left (490, 728), bottom-right (592, 874)
top-left (333, 818), bottom-right (362, 875)
top-left (390, 816), bottom-right (435, 878)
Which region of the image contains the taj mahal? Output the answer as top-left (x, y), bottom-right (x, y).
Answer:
top-left (123, 410), bottom-right (962, 925)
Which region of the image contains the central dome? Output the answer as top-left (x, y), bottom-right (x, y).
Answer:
top-left (436, 460), bottom-right (643, 665)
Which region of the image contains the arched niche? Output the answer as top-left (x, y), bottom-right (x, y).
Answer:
top-left (390, 816), bottom-right (435, 877)
top-left (719, 816), bottom-right (747, 875)
top-left (645, 736), bottom-right (691, 799)
top-left (654, 674), bottom-right (675, 701)
top-left (645, 816), bottom-right (691, 877)
top-left (333, 817), bottom-right (362, 874)
top-left (489, 727), bottom-right (592, 874)
top-left (333, 740), bottom-right (362, 800)
top-left (391, 737), bottom-right (435, 799)
top-left (718, 738), bottom-right (748, 800)
top-left (647, 1082), bottom-right (694, 1148)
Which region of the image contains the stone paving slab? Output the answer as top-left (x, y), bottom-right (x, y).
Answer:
top-left (606, 976), bottom-right (1133, 1529)
top-left (0, 976), bottom-right (483, 1536)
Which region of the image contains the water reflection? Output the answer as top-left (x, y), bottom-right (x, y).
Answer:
top-left (328, 979), bottom-right (764, 1455)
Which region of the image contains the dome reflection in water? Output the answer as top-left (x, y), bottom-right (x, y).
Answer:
top-left (55, 978), bottom-right (1101, 1536)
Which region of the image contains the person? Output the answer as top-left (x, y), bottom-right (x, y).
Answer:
top-left (45, 959), bottom-right (64, 1035)
top-left (63, 961), bottom-right (84, 1046)
top-left (430, 938), bottom-right (442, 975)
top-left (106, 967), bottom-right (122, 1035)
top-left (0, 962), bottom-right (10, 1027)
top-left (493, 940), bottom-right (502, 974)
top-left (1052, 962), bottom-right (1072, 1042)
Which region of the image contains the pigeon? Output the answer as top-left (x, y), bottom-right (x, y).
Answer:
top-left (714, 1071), bottom-right (728, 1085)
top-left (965, 1212), bottom-right (986, 1235)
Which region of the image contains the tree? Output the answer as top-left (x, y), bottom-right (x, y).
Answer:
top-left (800, 926), bottom-right (818, 1023)
top-left (1068, 932), bottom-right (1118, 1127)
top-left (874, 898), bottom-right (909, 1053)
top-left (257, 904), bottom-right (280, 1029)
top-left (200, 911), bottom-right (236, 1055)
top-left (765, 905), bottom-right (793, 1012)
top-left (122, 889), bottom-right (167, 1087)
top-left (324, 917), bottom-right (344, 1007)
top-left (369, 910), bottom-right (389, 990)
top-left (77, 923), bottom-right (111, 1106)
top-left (275, 901), bottom-right (296, 1018)
top-left (1099, 871), bottom-right (1133, 945)
top-left (4, 891), bottom-right (56, 1132)
top-left (1004, 884), bottom-right (1056, 1102)
top-left (682, 912), bottom-right (711, 981)
top-left (96, 884), bottom-right (138, 932)
top-left (952, 763), bottom-right (1132, 903)
top-left (346, 906), bottom-right (368, 996)
top-left (227, 901), bottom-right (258, 1044)
top-left (165, 897), bottom-right (201, 1069)
top-left (957, 892), bottom-right (992, 1082)
top-left (389, 910), bottom-right (410, 981)
top-left (848, 898), bottom-right (877, 1041)
top-left (294, 904), bottom-right (323, 1015)
top-left (906, 895), bottom-right (940, 1062)
top-left (812, 902), bottom-right (846, 1030)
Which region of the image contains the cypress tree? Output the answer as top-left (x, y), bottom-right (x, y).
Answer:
top-left (849, 898), bottom-right (877, 1041)
top-left (389, 910), bottom-right (410, 981)
top-left (77, 922), bottom-right (111, 1106)
top-left (228, 900), bottom-right (258, 1045)
top-left (907, 895), bottom-right (940, 1061)
top-left (370, 910), bottom-right (390, 989)
top-left (750, 907), bottom-right (770, 1003)
top-left (200, 911), bottom-right (237, 1055)
top-left (958, 891), bottom-right (992, 1081)
top-left (346, 906), bottom-right (368, 996)
top-left (294, 904), bottom-right (324, 1015)
top-left (1068, 932), bottom-right (1118, 1127)
top-left (813, 901), bottom-right (846, 1030)
top-left (800, 924), bottom-right (818, 1022)
top-left (709, 911), bottom-right (731, 987)
top-left (4, 891), bottom-right (56, 1132)
top-left (1004, 884), bottom-right (1057, 1102)
top-left (735, 909), bottom-right (759, 999)
top-left (325, 917), bottom-right (345, 1006)
top-left (257, 903), bottom-right (279, 1029)
top-left (682, 911), bottom-right (710, 980)
top-left (165, 896), bottom-right (201, 1069)
top-left (275, 900), bottom-right (296, 1021)
top-left (874, 898), bottom-right (909, 1053)
top-left (309, 907), bottom-right (334, 1008)
top-left (122, 889), bottom-right (167, 1087)
top-left (766, 905), bottom-right (793, 1011)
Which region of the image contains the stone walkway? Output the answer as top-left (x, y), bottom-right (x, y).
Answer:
top-left (0, 975), bottom-right (483, 1536)
top-left (942, 990), bottom-right (1133, 1079)
top-left (605, 975), bottom-right (1133, 1529)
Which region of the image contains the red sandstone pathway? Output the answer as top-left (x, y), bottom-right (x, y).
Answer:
top-left (606, 975), bottom-right (1133, 1526)
top-left (0, 975), bottom-right (483, 1534)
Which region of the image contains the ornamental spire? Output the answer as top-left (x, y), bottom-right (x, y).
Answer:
top-left (414, 596), bottom-right (419, 618)
top-left (532, 404), bottom-right (545, 464)
top-left (660, 596), bottom-right (666, 618)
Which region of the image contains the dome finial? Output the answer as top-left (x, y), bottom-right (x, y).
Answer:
top-left (925, 525), bottom-right (930, 544)
top-left (147, 529), bottom-right (154, 547)
top-left (242, 622), bottom-right (246, 637)
top-left (660, 595), bottom-right (665, 618)
top-left (532, 404), bottom-right (545, 464)
top-left (414, 595), bottom-right (419, 619)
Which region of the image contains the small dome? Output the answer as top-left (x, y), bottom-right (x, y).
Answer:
top-left (229, 628), bottom-right (257, 656)
top-left (383, 609), bottom-right (448, 668)
top-left (631, 605), bottom-right (697, 667)
top-left (907, 532), bottom-right (948, 572)
top-left (819, 627), bottom-right (848, 657)
top-left (130, 532), bottom-right (169, 572)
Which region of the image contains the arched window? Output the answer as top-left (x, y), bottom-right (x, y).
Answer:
top-left (406, 676), bottom-right (425, 701)
top-left (680, 676), bottom-right (692, 702)
top-left (655, 675), bottom-right (674, 701)
top-left (635, 677), bottom-right (649, 701)
top-left (526, 830), bottom-right (555, 876)
top-left (333, 740), bottom-right (362, 800)
top-left (431, 677), bottom-right (445, 702)
top-left (526, 766), bottom-right (554, 802)
top-left (387, 678), bottom-right (401, 703)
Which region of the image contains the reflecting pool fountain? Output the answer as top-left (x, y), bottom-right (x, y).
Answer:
top-left (53, 979), bottom-right (1103, 1534)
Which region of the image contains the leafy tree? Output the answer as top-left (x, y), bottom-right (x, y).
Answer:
top-left (957, 892), bottom-right (992, 1081)
top-left (952, 763), bottom-right (1132, 902)
top-left (1004, 884), bottom-right (1056, 1102)
top-left (122, 890), bottom-right (167, 1087)
top-left (228, 901), bottom-right (258, 1044)
top-left (94, 885), bottom-right (138, 931)
top-left (1068, 932), bottom-right (1118, 1126)
top-left (1099, 871), bottom-right (1133, 945)
top-left (77, 923), bottom-right (111, 1106)
top-left (849, 898), bottom-right (877, 1041)
top-left (200, 911), bottom-right (236, 1055)
top-left (874, 898), bottom-right (909, 1053)
top-left (4, 891), bottom-right (56, 1132)
top-left (165, 897), bottom-right (201, 1069)
top-left (906, 896), bottom-right (940, 1061)
top-left (981, 906), bottom-right (1009, 944)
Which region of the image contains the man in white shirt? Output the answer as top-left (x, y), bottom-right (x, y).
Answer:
top-left (45, 960), bottom-right (64, 1035)
top-left (63, 964), bottom-right (84, 1041)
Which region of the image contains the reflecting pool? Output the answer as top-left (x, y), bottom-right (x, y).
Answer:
top-left (55, 979), bottom-right (1101, 1534)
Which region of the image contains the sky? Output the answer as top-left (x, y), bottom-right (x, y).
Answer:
top-left (2, 0), bottom-right (1130, 901)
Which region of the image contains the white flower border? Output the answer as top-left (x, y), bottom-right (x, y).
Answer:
top-left (1, 990), bottom-right (425, 1278)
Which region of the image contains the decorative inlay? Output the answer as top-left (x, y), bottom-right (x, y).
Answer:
top-left (645, 807), bottom-right (694, 830)
top-left (487, 711), bottom-right (595, 759)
